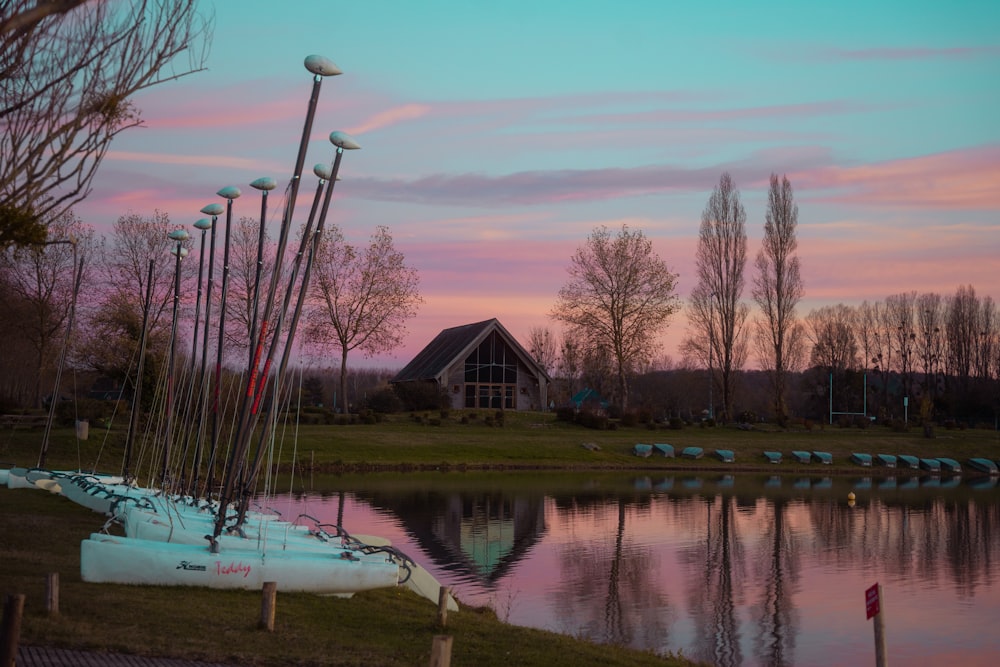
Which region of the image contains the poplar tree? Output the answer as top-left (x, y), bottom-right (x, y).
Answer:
top-left (752, 174), bottom-right (805, 422)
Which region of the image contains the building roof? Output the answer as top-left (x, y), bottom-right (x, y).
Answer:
top-left (391, 318), bottom-right (550, 384)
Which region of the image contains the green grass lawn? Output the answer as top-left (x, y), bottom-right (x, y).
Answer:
top-left (3, 409), bottom-right (999, 478)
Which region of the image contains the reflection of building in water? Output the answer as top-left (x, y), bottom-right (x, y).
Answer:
top-left (360, 491), bottom-right (547, 587)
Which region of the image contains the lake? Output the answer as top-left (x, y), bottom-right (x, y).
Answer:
top-left (265, 471), bottom-right (1000, 666)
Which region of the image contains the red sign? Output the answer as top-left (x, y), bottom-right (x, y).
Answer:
top-left (865, 583), bottom-right (880, 619)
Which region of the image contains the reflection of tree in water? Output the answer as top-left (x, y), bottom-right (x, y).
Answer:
top-left (750, 498), bottom-right (801, 667)
top-left (552, 498), bottom-right (672, 652)
top-left (942, 498), bottom-right (996, 596)
top-left (806, 496), bottom-right (999, 600)
top-left (680, 495), bottom-right (745, 667)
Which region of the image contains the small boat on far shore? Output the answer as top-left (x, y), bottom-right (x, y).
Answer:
top-left (632, 444), bottom-right (652, 458)
top-left (850, 453), bottom-right (872, 467)
top-left (967, 458), bottom-right (999, 475)
top-left (937, 457), bottom-right (962, 473)
top-left (876, 454), bottom-right (897, 468)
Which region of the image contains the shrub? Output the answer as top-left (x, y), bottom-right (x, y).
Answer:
top-left (365, 387), bottom-right (403, 414)
top-left (393, 381), bottom-right (449, 411)
top-left (494, 410), bottom-right (505, 427)
top-left (555, 407), bottom-right (576, 422)
top-left (576, 410), bottom-right (609, 430)
top-left (668, 417), bottom-right (684, 430)
top-left (620, 412), bottom-right (638, 427)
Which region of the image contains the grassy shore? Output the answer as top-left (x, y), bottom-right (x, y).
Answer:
top-left (2, 411), bottom-right (998, 666)
top-left (4, 408), bottom-right (998, 476)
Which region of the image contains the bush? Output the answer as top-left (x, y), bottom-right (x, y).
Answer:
top-left (576, 410), bottom-right (609, 430)
top-left (555, 407), bottom-right (576, 422)
top-left (365, 387), bottom-right (403, 414)
top-left (620, 412), bottom-right (638, 427)
top-left (668, 417), bottom-right (684, 430)
top-left (393, 381), bottom-right (450, 411)
top-left (494, 410), bottom-right (505, 427)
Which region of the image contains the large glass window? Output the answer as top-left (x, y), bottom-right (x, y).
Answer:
top-left (464, 332), bottom-right (517, 384)
top-left (462, 332), bottom-right (518, 409)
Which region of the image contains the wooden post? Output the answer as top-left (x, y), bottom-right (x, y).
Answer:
top-left (1, 594), bottom-right (26, 667)
top-left (259, 581), bottom-right (277, 631)
top-left (429, 635), bottom-right (452, 667)
top-left (437, 586), bottom-right (451, 628)
top-left (46, 572), bottom-right (59, 615)
top-left (872, 584), bottom-right (887, 667)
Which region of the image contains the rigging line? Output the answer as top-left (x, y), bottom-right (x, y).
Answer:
top-left (73, 369), bottom-right (81, 473)
top-left (39, 244), bottom-right (83, 468)
top-left (243, 149), bottom-right (345, 501)
top-left (214, 74), bottom-right (329, 540)
top-left (225, 175), bottom-right (327, 522)
top-left (286, 362), bottom-right (304, 500)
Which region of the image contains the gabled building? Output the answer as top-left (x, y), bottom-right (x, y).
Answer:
top-left (391, 318), bottom-right (550, 411)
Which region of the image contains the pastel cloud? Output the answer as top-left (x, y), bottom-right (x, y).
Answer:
top-left (792, 145), bottom-right (1000, 209)
top-left (106, 150), bottom-right (284, 172)
top-left (346, 103), bottom-right (432, 135)
top-left (344, 164), bottom-right (725, 207)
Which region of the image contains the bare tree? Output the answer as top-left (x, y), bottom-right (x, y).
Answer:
top-left (915, 293), bottom-right (944, 401)
top-left (1, 0), bottom-right (212, 247)
top-left (804, 304), bottom-right (858, 371)
top-left (306, 225), bottom-right (422, 415)
top-left (887, 291), bottom-right (918, 400)
top-left (752, 174), bottom-right (805, 422)
top-left (79, 210), bottom-right (189, 381)
top-left (527, 326), bottom-right (558, 377)
top-left (225, 215), bottom-right (273, 356)
top-left (688, 173), bottom-right (750, 422)
top-left (0, 210), bottom-right (93, 406)
top-left (551, 224), bottom-right (680, 410)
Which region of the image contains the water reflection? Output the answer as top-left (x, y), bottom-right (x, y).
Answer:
top-left (269, 473), bottom-right (1000, 666)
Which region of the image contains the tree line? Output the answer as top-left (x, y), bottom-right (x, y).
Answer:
top-left (538, 173), bottom-right (998, 429)
top-left (0, 208), bottom-right (420, 420)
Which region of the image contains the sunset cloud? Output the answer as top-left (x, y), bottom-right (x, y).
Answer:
top-left (106, 150), bottom-right (285, 172)
top-left (345, 103), bottom-right (432, 135)
top-left (792, 145), bottom-right (1000, 210)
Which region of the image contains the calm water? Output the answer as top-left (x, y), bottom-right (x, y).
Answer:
top-left (264, 471), bottom-right (1000, 667)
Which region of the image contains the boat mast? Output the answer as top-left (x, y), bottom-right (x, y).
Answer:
top-left (211, 55), bottom-right (340, 548)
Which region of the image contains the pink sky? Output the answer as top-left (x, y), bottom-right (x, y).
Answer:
top-left (71, 1), bottom-right (999, 372)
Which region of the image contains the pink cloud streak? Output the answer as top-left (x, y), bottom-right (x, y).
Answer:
top-left (792, 145), bottom-right (1000, 210)
top-left (346, 104), bottom-right (432, 135)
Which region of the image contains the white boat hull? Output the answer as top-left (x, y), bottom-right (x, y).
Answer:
top-left (81, 533), bottom-right (399, 594)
